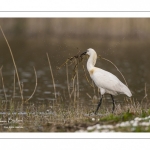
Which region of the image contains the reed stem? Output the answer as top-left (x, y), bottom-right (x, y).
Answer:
top-left (25, 66), bottom-right (37, 103)
top-left (66, 64), bottom-right (71, 99)
top-left (13, 70), bottom-right (16, 98)
top-left (46, 53), bottom-right (57, 100)
top-left (0, 26), bottom-right (24, 102)
top-left (0, 66), bottom-right (8, 101)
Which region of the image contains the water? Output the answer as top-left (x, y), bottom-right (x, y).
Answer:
top-left (0, 38), bottom-right (150, 110)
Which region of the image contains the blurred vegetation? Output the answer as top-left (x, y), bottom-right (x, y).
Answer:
top-left (0, 18), bottom-right (150, 40)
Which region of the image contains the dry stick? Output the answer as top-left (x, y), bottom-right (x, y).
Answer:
top-left (144, 83), bottom-right (148, 101)
top-left (0, 26), bottom-right (24, 102)
top-left (72, 62), bottom-right (78, 80)
top-left (66, 64), bottom-right (71, 99)
top-left (92, 80), bottom-right (96, 95)
top-left (97, 87), bottom-right (100, 98)
top-left (74, 85), bottom-right (77, 104)
top-left (21, 82), bottom-right (24, 99)
top-left (70, 59), bottom-right (77, 97)
top-left (145, 83), bottom-right (149, 106)
top-left (76, 65), bottom-right (79, 99)
top-left (141, 83), bottom-right (148, 106)
top-left (74, 60), bottom-right (78, 105)
top-left (70, 76), bottom-right (75, 97)
top-left (46, 53), bottom-right (57, 100)
top-left (57, 58), bottom-right (70, 70)
top-left (25, 66), bottom-right (37, 103)
top-left (13, 70), bottom-right (16, 98)
top-left (86, 93), bottom-right (92, 99)
top-left (10, 70), bottom-right (16, 101)
top-left (99, 56), bottom-right (128, 87)
top-left (0, 66), bottom-right (8, 101)
top-left (82, 63), bottom-right (94, 88)
top-left (74, 58), bottom-right (79, 99)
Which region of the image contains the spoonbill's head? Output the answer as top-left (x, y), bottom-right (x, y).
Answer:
top-left (86, 48), bottom-right (96, 56)
top-left (80, 48), bottom-right (96, 56)
top-left (80, 48), bottom-right (97, 66)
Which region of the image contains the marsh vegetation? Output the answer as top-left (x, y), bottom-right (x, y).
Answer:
top-left (0, 19), bottom-right (150, 132)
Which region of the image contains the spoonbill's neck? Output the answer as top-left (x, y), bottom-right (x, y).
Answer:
top-left (87, 52), bottom-right (97, 71)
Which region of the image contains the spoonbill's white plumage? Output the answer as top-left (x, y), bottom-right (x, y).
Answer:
top-left (83, 48), bottom-right (132, 114)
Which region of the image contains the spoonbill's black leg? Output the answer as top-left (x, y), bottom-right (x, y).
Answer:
top-left (95, 95), bottom-right (103, 115)
top-left (110, 94), bottom-right (115, 113)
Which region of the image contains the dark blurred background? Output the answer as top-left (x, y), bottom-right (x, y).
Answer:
top-left (0, 18), bottom-right (150, 40)
top-left (0, 18), bottom-right (150, 105)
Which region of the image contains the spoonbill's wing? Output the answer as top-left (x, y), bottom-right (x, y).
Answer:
top-left (91, 68), bottom-right (132, 97)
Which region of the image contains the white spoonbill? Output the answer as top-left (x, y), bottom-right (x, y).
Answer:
top-left (81, 48), bottom-right (132, 114)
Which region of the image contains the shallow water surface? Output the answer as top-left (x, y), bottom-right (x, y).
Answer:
top-left (0, 38), bottom-right (149, 110)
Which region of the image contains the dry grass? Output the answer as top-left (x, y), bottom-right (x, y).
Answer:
top-left (0, 26), bottom-right (24, 102)
top-left (0, 96), bottom-right (150, 132)
top-left (46, 53), bottom-right (57, 100)
top-left (25, 66), bottom-right (37, 103)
